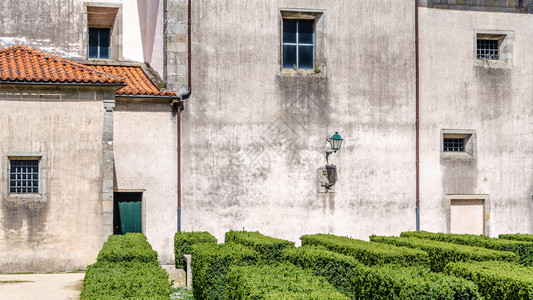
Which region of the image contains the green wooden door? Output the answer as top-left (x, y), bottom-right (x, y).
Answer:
top-left (118, 200), bottom-right (142, 233)
top-left (114, 192), bottom-right (142, 234)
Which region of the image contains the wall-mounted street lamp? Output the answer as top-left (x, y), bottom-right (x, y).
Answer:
top-left (326, 131), bottom-right (343, 164)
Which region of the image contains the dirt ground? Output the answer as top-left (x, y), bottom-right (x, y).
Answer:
top-left (0, 272), bottom-right (85, 300)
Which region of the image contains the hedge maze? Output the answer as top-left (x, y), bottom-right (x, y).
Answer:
top-left (183, 231), bottom-right (533, 299)
top-left (82, 231), bottom-right (533, 299)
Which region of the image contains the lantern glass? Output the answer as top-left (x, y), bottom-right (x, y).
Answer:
top-left (329, 132), bottom-right (343, 152)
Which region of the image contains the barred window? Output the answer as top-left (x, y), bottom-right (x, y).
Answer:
top-left (443, 138), bottom-right (465, 152)
top-left (10, 160), bottom-right (39, 194)
top-left (477, 39), bottom-right (499, 60)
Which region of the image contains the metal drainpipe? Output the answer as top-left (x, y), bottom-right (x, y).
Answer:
top-left (415, 0), bottom-right (421, 231)
top-left (175, 0), bottom-right (192, 233)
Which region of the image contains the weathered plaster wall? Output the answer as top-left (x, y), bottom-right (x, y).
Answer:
top-left (0, 0), bottom-right (84, 58)
top-left (419, 8), bottom-right (533, 235)
top-left (0, 0), bottom-right (160, 73)
top-left (0, 86), bottom-right (108, 272)
top-left (181, 0), bottom-right (416, 243)
top-left (113, 100), bottom-right (177, 264)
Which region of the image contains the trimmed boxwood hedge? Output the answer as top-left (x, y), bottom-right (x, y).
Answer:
top-left (401, 231), bottom-right (533, 266)
top-left (445, 261), bottom-right (533, 300)
top-left (300, 234), bottom-right (429, 267)
top-left (225, 230), bottom-right (295, 263)
top-left (81, 233), bottom-right (170, 300)
top-left (96, 233), bottom-right (158, 264)
top-left (191, 242), bottom-right (258, 300)
top-left (499, 233), bottom-right (533, 242)
top-left (283, 246), bottom-right (481, 299)
top-left (371, 235), bottom-right (518, 272)
top-left (174, 231), bottom-right (217, 268)
top-left (81, 262), bottom-right (171, 300)
top-left (225, 262), bottom-right (349, 300)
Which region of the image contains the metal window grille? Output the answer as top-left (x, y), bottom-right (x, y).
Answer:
top-left (477, 39), bottom-right (499, 60)
top-left (443, 138), bottom-right (465, 152)
top-left (10, 160), bottom-right (39, 194)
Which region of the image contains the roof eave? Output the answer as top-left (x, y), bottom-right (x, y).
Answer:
top-left (115, 94), bottom-right (178, 100)
top-left (0, 81), bottom-right (126, 88)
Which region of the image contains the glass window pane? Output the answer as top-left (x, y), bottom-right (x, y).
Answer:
top-left (89, 28), bottom-right (99, 58)
top-left (299, 45), bottom-right (314, 69)
top-left (298, 20), bottom-right (314, 44)
top-left (283, 19), bottom-right (297, 44)
top-left (283, 45), bottom-right (297, 68)
top-left (99, 29), bottom-right (110, 59)
top-left (99, 45), bottom-right (109, 59)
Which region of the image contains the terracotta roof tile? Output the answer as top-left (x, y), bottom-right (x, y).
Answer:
top-left (0, 45), bottom-right (124, 85)
top-left (90, 65), bottom-right (177, 97)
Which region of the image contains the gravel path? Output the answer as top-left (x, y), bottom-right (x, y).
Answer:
top-left (0, 273), bottom-right (85, 300)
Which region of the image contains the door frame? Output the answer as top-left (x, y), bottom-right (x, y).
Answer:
top-left (113, 189), bottom-right (145, 234)
top-left (446, 194), bottom-right (490, 236)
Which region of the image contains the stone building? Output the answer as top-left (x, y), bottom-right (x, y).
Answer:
top-left (0, 0), bottom-right (531, 272)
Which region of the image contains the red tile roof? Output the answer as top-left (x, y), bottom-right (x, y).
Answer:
top-left (90, 65), bottom-right (177, 97)
top-left (0, 45), bottom-right (124, 85)
top-left (0, 45), bottom-right (177, 98)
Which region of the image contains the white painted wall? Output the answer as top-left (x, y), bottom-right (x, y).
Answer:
top-left (0, 87), bottom-right (107, 272)
top-left (419, 8), bottom-right (533, 236)
top-left (181, 0), bottom-right (417, 243)
top-left (113, 100), bottom-right (177, 264)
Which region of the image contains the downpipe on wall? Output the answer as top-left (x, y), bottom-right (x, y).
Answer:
top-left (173, 0), bottom-right (192, 233)
top-left (415, 0), bottom-right (421, 231)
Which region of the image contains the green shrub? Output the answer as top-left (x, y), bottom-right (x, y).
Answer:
top-left (445, 261), bottom-right (533, 300)
top-left (282, 246), bottom-right (363, 297)
top-left (82, 233), bottom-right (170, 299)
top-left (283, 246), bottom-right (481, 299)
top-left (371, 235), bottom-right (517, 272)
top-left (81, 262), bottom-right (171, 300)
top-left (401, 231), bottom-right (533, 266)
top-left (499, 233), bottom-right (533, 242)
top-left (174, 231), bottom-right (217, 268)
top-left (225, 230), bottom-right (295, 263)
top-left (191, 242), bottom-right (258, 300)
top-left (300, 234), bottom-right (429, 267)
top-left (96, 233), bottom-right (158, 264)
top-left (224, 262), bottom-right (349, 300)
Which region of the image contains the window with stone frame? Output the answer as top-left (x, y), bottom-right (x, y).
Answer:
top-left (4, 153), bottom-right (47, 202)
top-left (86, 5), bottom-right (121, 60)
top-left (280, 10), bottom-right (326, 76)
top-left (474, 30), bottom-right (514, 68)
top-left (441, 130), bottom-right (477, 160)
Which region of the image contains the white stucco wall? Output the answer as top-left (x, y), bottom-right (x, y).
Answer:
top-left (419, 8), bottom-right (533, 236)
top-left (113, 100), bottom-right (177, 264)
top-left (181, 0), bottom-right (417, 243)
top-left (0, 86), bottom-right (107, 272)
